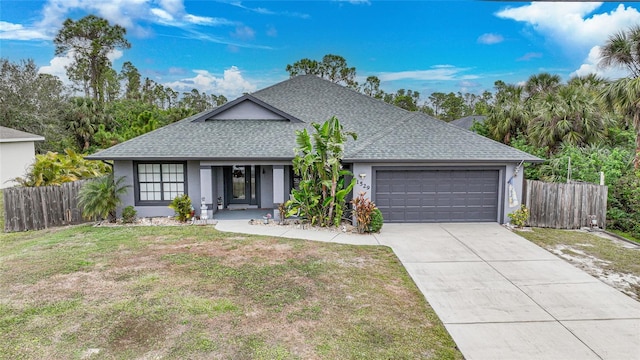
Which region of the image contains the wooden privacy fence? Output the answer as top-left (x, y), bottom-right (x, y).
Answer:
top-left (3, 180), bottom-right (89, 232)
top-left (524, 180), bottom-right (608, 229)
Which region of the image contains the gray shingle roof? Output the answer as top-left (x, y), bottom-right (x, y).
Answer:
top-left (0, 126), bottom-right (44, 143)
top-left (87, 75), bottom-right (541, 163)
top-left (450, 115), bottom-right (486, 130)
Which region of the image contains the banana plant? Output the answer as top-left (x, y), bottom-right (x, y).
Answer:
top-left (286, 116), bottom-right (356, 227)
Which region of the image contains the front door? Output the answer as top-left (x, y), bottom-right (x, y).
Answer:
top-left (225, 165), bottom-right (259, 206)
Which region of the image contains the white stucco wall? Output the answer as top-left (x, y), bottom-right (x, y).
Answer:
top-left (0, 141), bottom-right (36, 189)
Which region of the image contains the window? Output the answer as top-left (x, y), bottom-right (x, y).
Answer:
top-left (136, 163), bottom-right (186, 203)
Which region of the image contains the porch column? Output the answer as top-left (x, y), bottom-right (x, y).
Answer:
top-left (273, 165), bottom-right (285, 204)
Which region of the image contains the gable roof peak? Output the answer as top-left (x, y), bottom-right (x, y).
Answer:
top-left (191, 93), bottom-right (303, 123)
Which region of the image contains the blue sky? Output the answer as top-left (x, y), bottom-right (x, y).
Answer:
top-left (1, 1), bottom-right (639, 101)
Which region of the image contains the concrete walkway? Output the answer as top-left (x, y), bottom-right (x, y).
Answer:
top-left (215, 221), bottom-right (640, 360)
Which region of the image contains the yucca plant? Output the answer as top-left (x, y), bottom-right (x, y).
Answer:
top-left (78, 175), bottom-right (129, 222)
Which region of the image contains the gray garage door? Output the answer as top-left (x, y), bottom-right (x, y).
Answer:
top-left (374, 169), bottom-right (499, 223)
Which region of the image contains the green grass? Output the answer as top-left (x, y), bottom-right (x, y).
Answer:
top-left (0, 224), bottom-right (462, 359)
top-left (609, 229), bottom-right (640, 244)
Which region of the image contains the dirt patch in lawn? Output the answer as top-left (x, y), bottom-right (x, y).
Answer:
top-left (517, 228), bottom-right (640, 301)
top-left (0, 225), bottom-right (462, 360)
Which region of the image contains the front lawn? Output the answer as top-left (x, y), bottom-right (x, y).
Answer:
top-left (516, 228), bottom-right (640, 301)
top-left (0, 225), bottom-right (462, 359)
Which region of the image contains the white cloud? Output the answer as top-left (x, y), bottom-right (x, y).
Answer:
top-left (229, 2), bottom-right (310, 18)
top-left (164, 66), bottom-right (257, 99)
top-left (497, 2), bottom-right (640, 83)
top-left (496, 2), bottom-right (640, 52)
top-left (151, 8), bottom-right (175, 23)
top-left (378, 65), bottom-right (476, 82)
top-left (38, 53), bottom-right (74, 83)
top-left (334, 0), bottom-right (371, 4)
top-left (183, 14), bottom-right (231, 26)
top-left (571, 46), bottom-right (630, 80)
top-left (231, 25), bottom-right (255, 40)
top-left (0, 21), bottom-right (50, 40)
top-left (517, 52), bottom-right (543, 62)
top-left (6, 0), bottom-right (235, 44)
top-left (159, 0), bottom-right (185, 15)
top-left (477, 33), bottom-right (504, 45)
top-left (458, 80), bottom-right (482, 93)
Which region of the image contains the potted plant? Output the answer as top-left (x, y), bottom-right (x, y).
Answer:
top-left (217, 197), bottom-right (223, 210)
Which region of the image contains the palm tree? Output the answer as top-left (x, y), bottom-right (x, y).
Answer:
top-left (529, 84), bottom-right (611, 153)
top-left (485, 84), bottom-right (529, 144)
top-left (65, 97), bottom-right (103, 151)
top-left (568, 74), bottom-right (607, 89)
top-left (601, 77), bottom-right (640, 169)
top-left (599, 24), bottom-right (640, 169)
top-left (599, 25), bottom-right (640, 78)
top-left (525, 72), bottom-right (561, 97)
top-left (78, 174), bottom-right (129, 222)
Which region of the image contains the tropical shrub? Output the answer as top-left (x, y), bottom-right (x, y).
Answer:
top-left (607, 172), bottom-right (640, 238)
top-left (351, 192), bottom-right (377, 234)
top-left (508, 205), bottom-right (529, 228)
top-left (78, 175), bottom-right (129, 222)
top-left (286, 117), bottom-right (357, 227)
top-left (169, 194), bottom-right (192, 222)
top-left (369, 208), bottom-right (384, 233)
top-left (15, 149), bottom-right (111, 187)
top-left (122, 205), bottom-right (137, 223)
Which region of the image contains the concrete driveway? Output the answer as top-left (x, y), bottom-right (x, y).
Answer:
top-left (216, 221), bottom-right (640, 359)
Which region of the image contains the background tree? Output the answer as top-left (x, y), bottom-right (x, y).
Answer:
top-left (601, 78), bottom-right (640, 169)
top-left (120, 61), bottom-right (141, 100)
top-left (528, 84), bottom-right (610, 152)
top-left (524, 72), bottom-right (561, 97)
top-left (384, 89), bottom-right (420, 111)
top-left (54, 15), bottom-right (130, 104)
top-left (425, 92), bottom-right (446, 117)
top-left (484, 82), bottom-right (528, 144)
top-left (65, 97), bottom-right (108, 151)
top-left (440, 92), bottom-right (466, 121)
top-left (286, 54), bottom-right (357, 88)
top-left (599, 24), bottom-right (640, 169)
top-left (361, 75), bottom-right (384, 98)
top-left (599, 24), bottom-right (640, 78)
top-left (0, 58), bottom-right (69, 152)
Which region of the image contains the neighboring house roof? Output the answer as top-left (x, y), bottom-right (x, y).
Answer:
top-left (87, 75), bottom-right (541, 163)
top-left (0, 126), bottom-right (45, 143)
top-left (450, 115), bottom-right (486, 130)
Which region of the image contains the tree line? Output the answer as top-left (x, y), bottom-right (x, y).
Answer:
top-left (285, 54), bottom-right (491, 119)
top-left (1, 15), bottom-right (226, 154)
top-left (1, 14), bottom-right (639, 238)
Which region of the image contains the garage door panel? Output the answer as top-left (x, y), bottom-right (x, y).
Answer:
top-left (375, 169), bottom-right (499, 223)
top-left (406, 184), bottom-right (422, 193)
